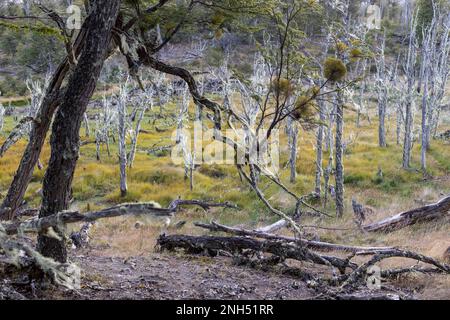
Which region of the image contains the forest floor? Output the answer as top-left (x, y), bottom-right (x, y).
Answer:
top-left (59, 252), bottom-right (317, 300)
top-left (31, 248), bottom-right (421, 300)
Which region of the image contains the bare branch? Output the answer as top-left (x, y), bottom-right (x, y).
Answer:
top-left (3, 200), bottom-right (237, 235)
top-left (194, 221), bottom-right (395, 254)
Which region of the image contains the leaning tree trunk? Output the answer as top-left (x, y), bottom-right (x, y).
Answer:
top-left (0, 94), bottom-right (60, 221)
top-left (37, 0), bottom-right (121, 263)
top-left (335, 90), bottom-right (345, 218)
top-left (0, 22), bottom-right (90, 220)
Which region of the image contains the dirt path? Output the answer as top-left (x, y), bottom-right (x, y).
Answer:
top-left (61, 251), bottom-right (317, 300)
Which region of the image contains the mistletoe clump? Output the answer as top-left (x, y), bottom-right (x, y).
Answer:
top-left (292, 95), bottom-right (317, 121)
top-left (270, 78), bottom-right (294, 98)
top-left (323, 57), bottom-right (347, 82)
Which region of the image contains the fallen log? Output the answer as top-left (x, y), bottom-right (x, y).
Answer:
top-left (2, 200), bottom-right (237, 235)
top-left (363, 194), bottom-right (450, 233)
top-left (158, 232), bottom-right (450, 287)
top-left (157, 234), bottom-right (357, 272)
top-left (195, 221), bottom-right (395, 254)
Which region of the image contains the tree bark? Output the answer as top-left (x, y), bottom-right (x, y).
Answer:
top-left (402, 100), bottom-right (413, 169)
top-left (128, 108), bottom-right (146, 168)
top-left (37, 0), bottom-right (121, 263)
top-left (402, 21), bottom-right (417, 169)
top-left (378, 97), bottom-right (387, 148)
top-left (376, 36), bottom-right (387, 148)
top-left (420, 59), bottom-right (429, 172)
top-left (314, 100), bottom-right (326, 195)
top-left (335, 91), bottom-right (345, 218)
top-left (118, 85), bottom-right (128, 196)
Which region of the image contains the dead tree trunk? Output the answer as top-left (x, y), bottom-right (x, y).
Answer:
top-left (324, 103), bottom-right (335, 208)
top-left (402, 14), bottom-right (418, 169)
top-left (128, 89), bottom-right (152, 168)
top-left (83, 112), bottom-right (90, 137)
top-left (128, 108), bottom-right (144, 168)
top-left (195, 221), bottom-right (395, 253)
top-left (117, 81), bottom-right (129, 196)
top-left (364, 195), bottom-right (450, 233)
top-left (157, 234), bottom-right (356, 272)
top-left (396, 101), bottom-right (402, 145)
top-left (375, 34), bottom-right (388, 148)
top-left (37, 0), bottom-right (121, 263)
top-left (335, 90), bottom-right (345, 218)
top-left (314, 100), bottom-right (326, 196)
